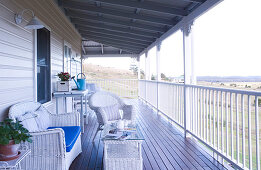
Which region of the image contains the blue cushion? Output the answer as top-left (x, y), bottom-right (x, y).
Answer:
top-left (48, 126), bottom-right (81, 152)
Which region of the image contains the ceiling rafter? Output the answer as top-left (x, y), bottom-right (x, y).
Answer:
top-left (61, 0), bottom-right (175, 26)
top-left (82, 34), bottom-right (148, 48)
top-left (78, 27), bottom-right (155, 43)
top-left (73, 21), bottom-right (160, 38)
top-left (77, 0), bottom-right (189, 16)
top-left (66, 10), bottom-right (166, 33)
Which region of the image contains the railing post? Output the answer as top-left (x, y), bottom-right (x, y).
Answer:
top-left (182, 21), bottom-right (195, 138)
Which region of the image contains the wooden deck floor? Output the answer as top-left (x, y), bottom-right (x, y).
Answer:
top-left (70, 99), bottom-right (227, 170)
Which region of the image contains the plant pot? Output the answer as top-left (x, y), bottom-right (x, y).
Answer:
top-left (57, 81), bottom-right (71, 92)
top-left (0, 140), bottom-right (20, 161)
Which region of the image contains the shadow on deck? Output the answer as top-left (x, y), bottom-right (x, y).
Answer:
top-left (70, 99), bottom-right (227, 170)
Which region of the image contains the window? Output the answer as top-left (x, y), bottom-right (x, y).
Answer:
top-left (37, 28), bottom-right (51, 103)
top-left (64, 45), bottom-right (71, 74)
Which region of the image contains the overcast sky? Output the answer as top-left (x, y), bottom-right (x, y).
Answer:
top-left (86, 0), bottom-right (261, 77)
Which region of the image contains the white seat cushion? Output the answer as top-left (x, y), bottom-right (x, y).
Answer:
top-left (17, 112), bottom-right (39, 132)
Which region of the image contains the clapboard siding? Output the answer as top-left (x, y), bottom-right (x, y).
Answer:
top-left (0, 79), bottom-right (33, 91)
top-left (0, 53), bottom-right (33, 68)
top-left (0, 0), bottom-right (81, 121)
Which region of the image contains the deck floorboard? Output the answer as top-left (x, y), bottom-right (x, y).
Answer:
top-left (69, 99), bottom-right (227, 170)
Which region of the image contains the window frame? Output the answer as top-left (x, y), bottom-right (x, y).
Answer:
top-left (34, 28), bottom-right (52, 104)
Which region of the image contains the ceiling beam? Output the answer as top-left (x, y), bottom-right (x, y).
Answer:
top-left (82, 39), bottom-right (141, 53)
top-left (183, 0), bottom-right (205, 3)
top-left (73, 21), bottom-right (160, 38)
top-left (85, 38), bottom-right (144, 51)
top-left (78, 27), bottom-right (154, 43)
top-left (82, 34), bottom-right (148, 48)
top-left (77, 0), bottom-right (188, 16)
top-left (66, 10), bottom-right (166, 33)
top-left (61, 0), bottom-right (175, 26)
top-left (85, 37), bottom-right (143, 53)
top-left (83, 54), bottom-right (138, 58)
top-left (83, 50), bottom-right (130, 55)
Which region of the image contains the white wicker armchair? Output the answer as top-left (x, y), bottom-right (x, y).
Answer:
top-left (8, 102), bottom-right (82, 170)
top-left (89, 91), bottom-right (137, 140)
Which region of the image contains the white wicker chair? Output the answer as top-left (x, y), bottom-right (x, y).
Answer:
top-left (8, 102), bottom-right (82, 170)
top-left (89, 91), bottom-right (137, 140)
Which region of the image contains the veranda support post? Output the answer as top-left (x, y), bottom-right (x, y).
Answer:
top-left (145, 51), bottom-right (148, 102)
top-left (156, 41), bottom-right (161, 114)
top-left (182, 21), bottom-right (195, 138)
top-left (137, 56), bottom-right (141, 80)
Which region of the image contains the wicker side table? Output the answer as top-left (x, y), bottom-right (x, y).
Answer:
top-left (0, 150), bottom-right (31, 170)
top-left (102, 124), bottom-right (144, 170)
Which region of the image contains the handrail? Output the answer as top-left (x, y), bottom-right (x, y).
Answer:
top-left (139, 79), bottom-right (260, 170)
top-left (139, 79), bottom-right (261, 95)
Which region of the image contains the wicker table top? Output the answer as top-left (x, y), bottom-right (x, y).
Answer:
top-left (102, 122), bottom-right (144, 141)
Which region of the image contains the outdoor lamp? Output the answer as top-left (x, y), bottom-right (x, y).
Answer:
top-left (14, 9), bottom-right (44, 29)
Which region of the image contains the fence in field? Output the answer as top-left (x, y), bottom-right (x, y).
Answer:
top-left (139, 80), bottom-right (260, 170)
top-left (86, 79), bottom-right (138, 98)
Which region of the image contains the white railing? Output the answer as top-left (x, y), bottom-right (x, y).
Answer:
top-left (86, 79), bottom-right (138, 98)
top-left (139, 80), bottom-right (260, 170)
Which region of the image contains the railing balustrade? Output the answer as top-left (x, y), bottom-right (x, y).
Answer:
top-left (139, 80), bottom-right (260, 170)
top-left (86, 79), bottom-right (138, 98)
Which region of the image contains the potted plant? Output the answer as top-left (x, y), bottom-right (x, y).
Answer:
top-left (0, 118), bottom-right (32, 161)
top-left (57, 72), bottom-right (71, 92)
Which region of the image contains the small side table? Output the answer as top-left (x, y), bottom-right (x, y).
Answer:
top-left (0, 149), bottom-right (31, 170)
top-left (53, 90), bottom-right (89, 133)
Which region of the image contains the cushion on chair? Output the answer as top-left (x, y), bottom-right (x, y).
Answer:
top-left (48, 126), bottom-right (81, 152)
top-left (17, 112), bottom-right (39, 132)
top-left (102, 104), bottom-right (121, 121)
top-left (34, 106), bottom-right (50, 130)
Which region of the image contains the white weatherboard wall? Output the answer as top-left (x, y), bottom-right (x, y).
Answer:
top-left (0, 0), bottom-right (81, 121)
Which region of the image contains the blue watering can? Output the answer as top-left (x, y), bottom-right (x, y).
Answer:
top-left (72, 73), bottom-right (86, 91)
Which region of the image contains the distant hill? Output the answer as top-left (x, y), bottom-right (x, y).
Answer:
top-left (197, 76), bottom-right (261, 82)
top-left (83, 63), bottom-right (137, 79)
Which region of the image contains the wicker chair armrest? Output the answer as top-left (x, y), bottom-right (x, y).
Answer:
top-left (50, 112), bottom-right (81, 127)
top-left (20, 128), bottom-right (66, 158)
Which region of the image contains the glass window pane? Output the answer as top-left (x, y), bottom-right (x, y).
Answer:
top-left (37, 28), bottom-right (51, 103)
